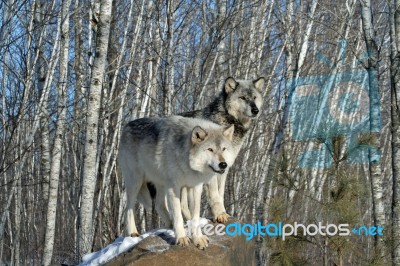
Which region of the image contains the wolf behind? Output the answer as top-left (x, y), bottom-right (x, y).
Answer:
top-left (119, 116), bottom-right (235, 249)
top-left (180, 77), bottom-right (266, 223)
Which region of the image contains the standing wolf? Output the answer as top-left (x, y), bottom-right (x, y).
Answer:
top-left (180, 76), bottom-right (265, 223)
top-left (119, 116), bottom-right (235, 249)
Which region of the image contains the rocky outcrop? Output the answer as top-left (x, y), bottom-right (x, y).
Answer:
top-left (105, 220), bottom-right (255, 266)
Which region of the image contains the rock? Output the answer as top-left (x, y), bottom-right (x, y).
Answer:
top-left (135, 236), bottom-right (170, 253)
top-left (105, 219), bottom-right (255, 266)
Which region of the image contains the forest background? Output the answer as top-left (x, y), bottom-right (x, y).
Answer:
top-left (1, 0), bottom-right (400, 265)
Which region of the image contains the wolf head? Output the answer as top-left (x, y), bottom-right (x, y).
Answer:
top-left (189, 124), bottom-right (235, 175)
top-left (224, 77), bottom-right (265, 122)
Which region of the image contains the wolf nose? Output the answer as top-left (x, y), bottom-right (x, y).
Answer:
top-left (251, 107), bottom-right (259, 115)
top-left (219, 162), bottom-right (227, 169)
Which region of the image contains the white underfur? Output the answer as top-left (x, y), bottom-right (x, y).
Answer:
top-left (119, 116), bottom-right (235, 247)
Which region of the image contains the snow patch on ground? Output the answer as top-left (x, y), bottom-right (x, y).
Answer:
top-left (79, 218), bottom-right (210, 266)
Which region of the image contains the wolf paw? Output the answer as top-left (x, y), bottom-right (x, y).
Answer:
top-left (193, 235), bottom-right (209, 250)
top-left (215, 212), bottom-right (230, 223)
top-left (130, 232), bottom-right (139, 237)
top-left (176, 236), bottom-right (191, 246)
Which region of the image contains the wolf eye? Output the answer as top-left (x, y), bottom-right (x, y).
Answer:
top-left (207, 148), bottom-right (214, 152)
top-left (239, 96), bottom-right (246, 100)
top-left (222, 147), bottom-right (226, 151)
top-left (253, 96), bottom-right (257, 100)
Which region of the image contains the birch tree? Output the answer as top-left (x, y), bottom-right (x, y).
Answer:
top-left (42, 0), bottom-right (71, 264)
top-left (79, 0), bottom-right (113, 256)
top-left (391, 0), bottom-right (400, 264)
top-left (360, 0), bottom-right (387, 257)
top-left (1, 0), bottom-right (399, 264)
top-left (164, 0), bottom-right (174, 116)
top-left (216, 0), bottom-right (228, 87)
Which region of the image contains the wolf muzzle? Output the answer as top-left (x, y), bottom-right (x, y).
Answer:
top-left (219, 162), bottom-right (227, 169)
top-left (210, 161), bottom-right (227, 174)
top-left (250, 102), bottom-right (259, 115)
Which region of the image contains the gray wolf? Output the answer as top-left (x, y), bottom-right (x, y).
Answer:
top-left (180, 77), bottom-right (265, 223)
top-left (119, 116), bottom-right (235, 249)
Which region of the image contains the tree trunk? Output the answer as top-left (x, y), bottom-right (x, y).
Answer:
top-left (42, 0), bottom-right (71, 264)
top-left (78, 0), bottom-right (113, 257)
top-left (216, 0), bottom-right (228, 87)
top-left (360, 0), bottom-right (386, 257)
top-left (391, 0), bottom-right (400, 264)
top-left (164, 0), bottom-right (174, 116)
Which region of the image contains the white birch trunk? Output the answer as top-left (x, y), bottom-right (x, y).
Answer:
top-left (391, 0), bottom-right (400, 263)
top-left (0, 2), bottom-right (14, 257)
top-left (149, 7), bottom-right (163, 117)
top-left (36, 0), bottom-right (51, 205)
top-left (360, 0), bottom-right (386, 256)
top-left (14, 171), bottom-right (21, 266)
top-left (296, 0), bottom-right (318, 75)
top-left (79, 0), bottom-right (113, 257)
top-left (216, 0), bottom-right (227, 88)
top-left (137, 0), bottom-right (152, 117)
top-left (42, 0), bottom-right (71, 264)
top-left (164, 0), bottom-right (175, 116)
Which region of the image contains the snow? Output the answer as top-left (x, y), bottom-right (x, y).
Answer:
top-left (79, 229), bottom-right (174, 266)
top-left (79, 218), bottom-right (210, 266)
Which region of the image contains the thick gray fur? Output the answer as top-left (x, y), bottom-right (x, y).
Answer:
top-left (119, 116), bottom-right (235, 249)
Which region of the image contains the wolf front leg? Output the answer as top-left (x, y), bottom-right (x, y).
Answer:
top-left (191, 184), bottom-right (209, 249)
top-left (180, 187), bottom-right (192, 220)
top-left (207, 175), bottom-right (229, 223)
top-left (217, 171), bottom-right (228, 208)
top-left (166, 187), bottom-right (190, 246)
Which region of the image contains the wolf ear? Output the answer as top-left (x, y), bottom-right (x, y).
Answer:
top-left (253, 77), bottom-right (265, 93)
top-left (224, 77), bottom-right (238, 94)
top-left (223, 125), bottom-right (235, 141)
top-left (192, 126), bottom-right (208, 144)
